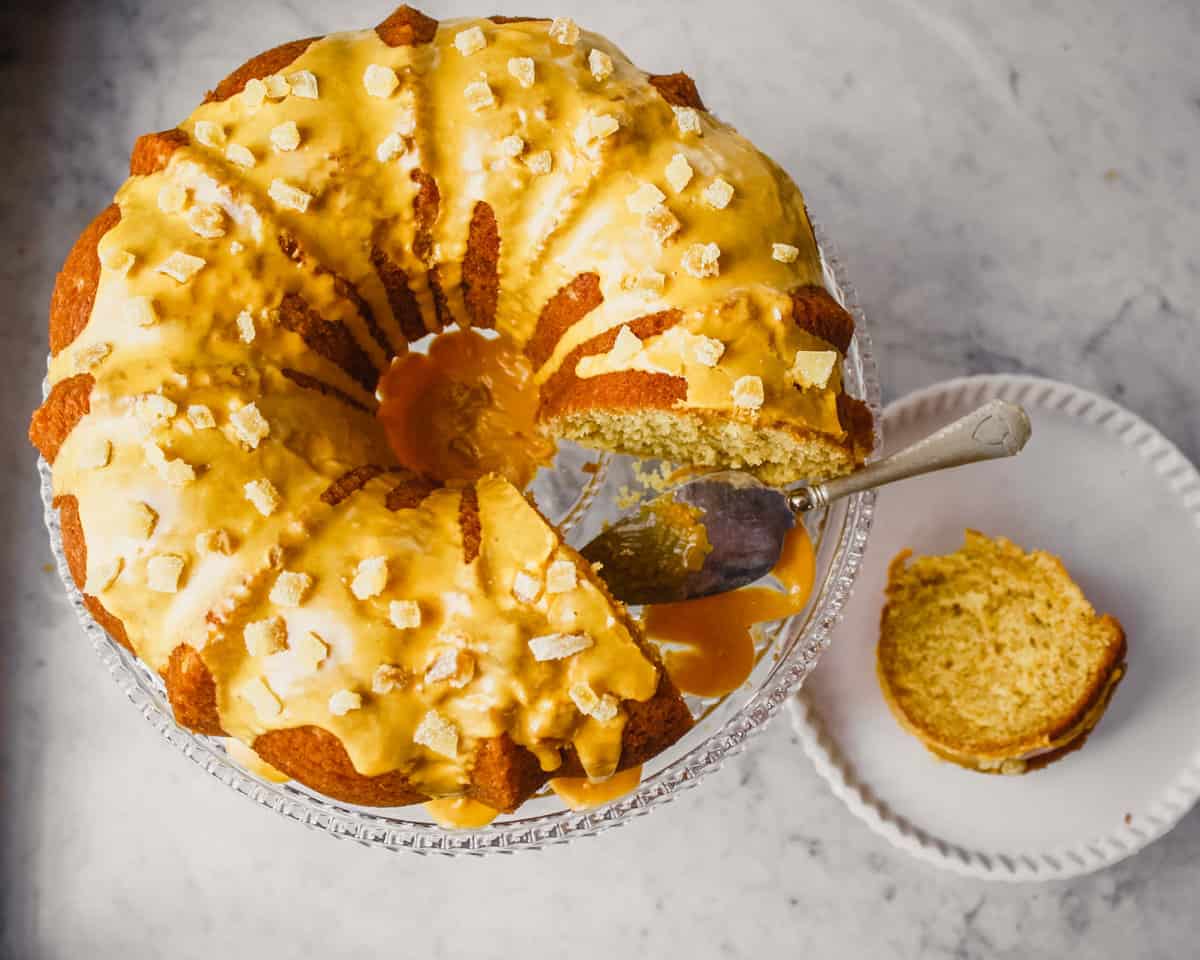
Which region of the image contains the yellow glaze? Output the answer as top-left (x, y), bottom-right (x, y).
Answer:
top-left (44, 14), bottom-right (849, 800)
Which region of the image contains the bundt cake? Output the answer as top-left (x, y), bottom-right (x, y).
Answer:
top-left (29, 6), bottom-right (871, 812)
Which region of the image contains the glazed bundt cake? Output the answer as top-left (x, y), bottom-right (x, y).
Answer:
top-left (30, 7), bottom-right (871, 812)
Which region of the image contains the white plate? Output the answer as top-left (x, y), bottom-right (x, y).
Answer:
top-left (789, 374), bottom-right (1200, 881)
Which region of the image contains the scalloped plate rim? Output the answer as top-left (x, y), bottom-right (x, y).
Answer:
top-left (789, 373), bottom-right (1200, 882)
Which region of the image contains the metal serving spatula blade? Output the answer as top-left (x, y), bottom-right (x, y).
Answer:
top-left (583, 399), bottom-right (1032, 605)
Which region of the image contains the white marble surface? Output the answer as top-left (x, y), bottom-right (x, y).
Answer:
top-left (3, 0), bottom-right (1199, 956)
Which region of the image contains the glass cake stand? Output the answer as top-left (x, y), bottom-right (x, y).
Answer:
top-left (39, 227), bottom-right (881, 855)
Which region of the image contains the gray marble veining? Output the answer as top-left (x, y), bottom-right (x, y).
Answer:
top-left (3, 0), bottom-right (1199, 957)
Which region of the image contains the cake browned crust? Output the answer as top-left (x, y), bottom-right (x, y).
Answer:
top-left (31, 6), bottom-right (874, 813)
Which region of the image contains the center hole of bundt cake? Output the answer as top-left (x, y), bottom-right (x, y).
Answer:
top-left (376, 327), bottom-right (556, 489)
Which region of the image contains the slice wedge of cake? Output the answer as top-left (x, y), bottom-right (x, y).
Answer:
top-left (877, 530), bottom-right (1126, 774)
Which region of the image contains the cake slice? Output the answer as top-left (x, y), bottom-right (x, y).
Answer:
top-left (877, 530), bottom-right (1126, 774)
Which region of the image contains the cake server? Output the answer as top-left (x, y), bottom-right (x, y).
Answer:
top-left (582, 399), bottom-right (1032, 605)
